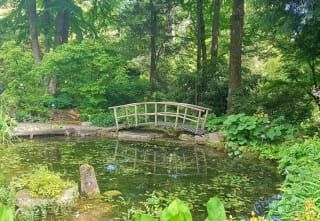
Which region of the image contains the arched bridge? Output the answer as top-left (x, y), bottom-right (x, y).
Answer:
top-left (108, 102), bottom-right (211, 135)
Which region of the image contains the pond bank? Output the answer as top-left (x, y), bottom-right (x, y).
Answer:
top-left (13, 123), bottom-right (224, 147)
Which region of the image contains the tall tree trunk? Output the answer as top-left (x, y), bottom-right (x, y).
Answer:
top-left (27, 0), bottom-right (41, 63)
top-left (211, 0), bottom-right (221, 73)
top-left (150, 0), bottom-right (157, 93)
top-left (196, 0), bottom-right (206, 104)
top-left (43, 0), bottom-right (51, 53)
top-left (49, 10), bottom-right (69, 95)
top-left (55, 11), bottom-right (69, 46)
top-left (227, 0), bottom-right (244, 113)
top-left (167, 0), bottom-right (175, 43)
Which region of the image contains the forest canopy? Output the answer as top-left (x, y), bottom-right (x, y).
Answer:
top-left (0, 0), bottom-right (319, 123)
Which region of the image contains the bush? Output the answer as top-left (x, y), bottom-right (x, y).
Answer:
top-left (206, 114), bottom-right (295, 155)
top-left (38, 40), bottom-right (149, 113)
top-left (0, 41), bottom-right (49, 119)
top-left (0, 105), bottom-right (16, 144)
top-left (14, 167), bottom-right (76, 199)
top-left (89, 112), bottom-right (115, 127)
top-left (269, 139), bottom-right (320, 220)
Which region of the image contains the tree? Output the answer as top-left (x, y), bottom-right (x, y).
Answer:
top-left (211, 0), bottom-right (221, 73)
top-left (150, 0), bottom-right (157, 93)
top-left (227, 0), bottom-right (244, 112)
top-left (43, 0), bottom-right (51, 53)
top-left (196, 0), bottom-right (207, 104)
top-left (27, 0), bottom-right (42, 63)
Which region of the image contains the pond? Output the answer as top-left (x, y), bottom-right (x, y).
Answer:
top-left (0, 137), bottom-right (282, 220)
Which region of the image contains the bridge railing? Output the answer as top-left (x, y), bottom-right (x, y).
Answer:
top-left (108, 102), bottom-right (211, 134)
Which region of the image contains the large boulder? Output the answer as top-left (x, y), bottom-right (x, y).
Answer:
top-left (80, 164), bottom-right (100, 196)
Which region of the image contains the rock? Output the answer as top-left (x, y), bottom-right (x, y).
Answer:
top-left (208, 132), bottom-right (224, 143)
top-left (178, 133), bottom-right (194, 141)
top-left (80, 164), bottom-right (100, 196)
top-left (195, 134), bottom-right (209, 145)
top-left (103, 190), bottom-right (123, 197)
top-left (56, 186), bottom-right (79, 205)
top-left (16, 190), bottom-right (48, 210)
top-left (16, 187), bottom-right (79, 211)
top-left (118, 131), bottom-right (164, 141)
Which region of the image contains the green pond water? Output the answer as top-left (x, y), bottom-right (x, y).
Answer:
top-left (0, 137), bottom-right (282, 220)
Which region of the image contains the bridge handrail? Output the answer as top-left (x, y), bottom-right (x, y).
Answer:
top-left (108, 102), bottom-right (211, 134)
top-left (108, 102), bottom-right (211, 112)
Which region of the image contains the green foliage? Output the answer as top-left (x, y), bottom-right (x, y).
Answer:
top-left (89, 112), bottom-right (115, 127)
top-left (205, 197), bottom-right (227, 221)
top-left (160, 199), bottom-right (192, 221)
top-left (42, 93), bottom-right (75, 110)
top-left (269, 139), bottom-right (320, 220)
top-left (0, 106), bottom-right (15, 144)
top-left (134, 213), bottom-right (157, 221)
top-left (135, 198), bottom-right (228, 221)
top-left (38, 40), bottom-right (149, 113)
top-left (14, 167), bottom-right (75, 199)
top-left (0, 42), bottom-right (49, 119)
top-left (0, 205), bottom-right (14, 221)
top-left (207, 114), bottom-right (295, 155)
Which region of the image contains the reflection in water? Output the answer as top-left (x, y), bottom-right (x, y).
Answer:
top-left (109, 140), bottom-right (209, 177)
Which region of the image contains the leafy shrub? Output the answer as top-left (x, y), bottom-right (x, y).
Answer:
top-left (14, 167), bottom-right (75, 199)
top-left (38, 40), bottom-right (149, 113)
top-left (134, 197), bottom-right (265, 221)
top-left (269, 139), bottom-right (320, 220)
top-left (42, 93), bottom-right (75, 110)
top-left (207, 114), bottom-right (295, 155)
top-left (0, 41), bottom-right (49, 119)
top-left (89, 112), bottom-right (115, 127)
top-left (0, 106), bottom-right (16, 144)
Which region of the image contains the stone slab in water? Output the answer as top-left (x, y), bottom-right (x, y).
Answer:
top-left (80, 164), bottom-right (100, 196)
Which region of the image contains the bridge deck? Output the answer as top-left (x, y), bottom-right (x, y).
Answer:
top-left (109, 102), bottom-right (211, 135)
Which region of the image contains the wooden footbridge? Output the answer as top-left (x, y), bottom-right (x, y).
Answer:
top-left (109, 102), bottom-right (211, 135)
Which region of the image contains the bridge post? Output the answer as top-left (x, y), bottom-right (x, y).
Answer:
top-left (155, 103), bottom-right (158, 126)
top-left (125, 107), bottom-right (129, 125)
top-left (201, 109), bottom-right (209, 130)
top-left (182, 107), bottom-right (188, 125)
top-left (164, 104), bottom-right (167, 122)
top-left (195, 111), bottom-right (201, 133)
top-left (135, 104), bottom-right (138, 126)
top-left (175, 105), bottom-right (180, 128)
top-left (112, 107), bottom-right (119, 131)
top-left (144, 103), bottom-right (148, 123)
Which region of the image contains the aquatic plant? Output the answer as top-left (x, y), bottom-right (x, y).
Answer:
top-left (134, 197), bottom-right (265, 221)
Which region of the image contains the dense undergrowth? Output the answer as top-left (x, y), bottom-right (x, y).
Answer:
top-left (205, 114), bottom-right (320, 221)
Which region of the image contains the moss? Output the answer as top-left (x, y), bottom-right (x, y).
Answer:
top-left (14, 167), bottom-right (76, 199)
